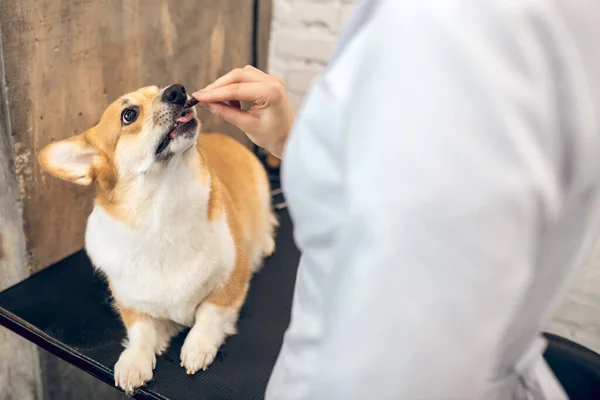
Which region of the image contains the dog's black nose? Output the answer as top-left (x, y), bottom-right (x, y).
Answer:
top-left (162, 84), bottom-right (187, 106)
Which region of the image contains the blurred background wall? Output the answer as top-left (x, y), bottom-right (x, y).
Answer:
top-left (548, 242), bottom-right (600, 353)
top-left (268, 0), bottom-right (600, 354)
top-left (268, 0), bottom-right (356, 111)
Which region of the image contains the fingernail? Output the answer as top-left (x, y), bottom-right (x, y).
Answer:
top-left (192, 89), bottom-right (206, 98)
top-left (198, 102), bottom-right (209, 109)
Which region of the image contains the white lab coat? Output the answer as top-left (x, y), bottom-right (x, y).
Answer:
top-left (266, 1), bottom-right (600, 399)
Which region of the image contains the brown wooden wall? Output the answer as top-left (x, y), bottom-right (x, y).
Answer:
top-left (0, 0), bottom-right (260, 272)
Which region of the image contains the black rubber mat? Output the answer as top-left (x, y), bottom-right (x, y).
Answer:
top-left (0, 209), bottom-right (299, 400)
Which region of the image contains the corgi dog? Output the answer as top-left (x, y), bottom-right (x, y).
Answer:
top-left (38, 84), bottom-right (277, 394)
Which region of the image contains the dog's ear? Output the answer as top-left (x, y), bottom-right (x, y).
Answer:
top-left (39, 132), bottom-right (100, 186)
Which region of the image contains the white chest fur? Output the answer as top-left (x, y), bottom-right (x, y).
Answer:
top-left (85, 166), bottom-right (235, 327)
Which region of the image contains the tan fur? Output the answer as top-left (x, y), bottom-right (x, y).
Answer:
top-left (38, 85), bottom-right (276, 391)
top-left (265, 152), bottom-right (281, 169)
top-left (199, 133), bottom-right (268, 306)
top-left (117, 301), bottom-right (151, 328)
top-left (108, 280), bottom-right (149, 328)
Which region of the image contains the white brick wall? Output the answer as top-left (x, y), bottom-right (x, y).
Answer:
top-left (268, 0), bottom-right (357, 110)
top-left (268, 0), bottom-right (600, 354)
top-left (547, 243), bottom-right (600, 353)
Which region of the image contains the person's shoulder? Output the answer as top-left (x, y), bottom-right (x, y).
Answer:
top-left (378, 0), bottom-right (543, 10)
top-left (375, 0), bottom-right (546, 22)
top-left (370, 0), bottom-right (558, 51)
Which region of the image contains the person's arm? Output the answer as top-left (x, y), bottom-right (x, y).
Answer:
top-left (270, 1), bottom-right (563, 399)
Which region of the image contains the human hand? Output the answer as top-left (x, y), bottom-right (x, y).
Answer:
top-left (192, 66), bottom-right (295, 159)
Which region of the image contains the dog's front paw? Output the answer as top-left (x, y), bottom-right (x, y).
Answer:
top-left (180, 335), bottom-right (219, 375)
top-left (114, 348), bottom-right (156, 394)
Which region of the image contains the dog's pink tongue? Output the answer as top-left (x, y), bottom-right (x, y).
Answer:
top-left (176, 113), bottom-right (194, 124)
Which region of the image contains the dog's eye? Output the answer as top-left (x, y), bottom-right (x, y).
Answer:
top-left (121, 108), bottom-right (138, 125)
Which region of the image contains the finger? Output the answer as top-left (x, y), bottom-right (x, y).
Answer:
top-left (229, 100), bottom-right (241, 109)
top-left (205, 102), bottom-right (257, 132)
top-left (204, 66), bottom-right (267, 91)
top-left (193, 82), bottom-right (269, 104)
top-left (222, 100), bottom-right (242, 109)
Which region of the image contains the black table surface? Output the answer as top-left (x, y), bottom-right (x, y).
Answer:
top-left (0, 209), bottom-right (300, 400)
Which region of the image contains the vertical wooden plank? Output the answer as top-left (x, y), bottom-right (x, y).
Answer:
top-left (0, 22), bottom-right (43, 400)
top-left (255, 0), bottom-right (273, 72)
top-left (0, 0), bottom-right (256, 272)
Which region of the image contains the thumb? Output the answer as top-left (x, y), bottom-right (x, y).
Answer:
top-left (206, 102), bottom-right (256, 132)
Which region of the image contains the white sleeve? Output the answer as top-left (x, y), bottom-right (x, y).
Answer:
top-left (302, 1), bottom-right (563, 399)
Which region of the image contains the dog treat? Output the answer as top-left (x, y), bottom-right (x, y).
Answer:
top-left (184, 97), bottom-right (199, 108)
